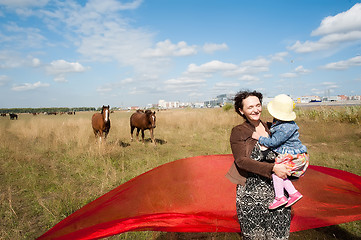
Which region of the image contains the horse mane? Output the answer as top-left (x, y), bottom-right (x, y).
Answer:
top-left (144, 109), bottom-right (152, 115)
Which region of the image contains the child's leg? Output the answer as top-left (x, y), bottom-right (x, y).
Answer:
top-left (272, 174), bottom-right (285, 198)
top-left (283, 178), bottom-right (298, 195)
top-left (269, 174), bottom-right (288, 209)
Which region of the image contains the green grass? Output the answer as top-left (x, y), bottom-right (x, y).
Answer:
top-left (0, 107), bottom-right (360, 239)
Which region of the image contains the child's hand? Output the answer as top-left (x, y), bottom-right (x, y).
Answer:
top-left (252, 131), bottom-right (260, 140)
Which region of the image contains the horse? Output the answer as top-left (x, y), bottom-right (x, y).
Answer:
top-left (9, 113), bottom-right (18, 120)
top-left (130, 109), bottom-right (156, 144)
top-left (1, 113), bottom-right (6, 117)
top-left (92, 105), bottom-right (111, 142)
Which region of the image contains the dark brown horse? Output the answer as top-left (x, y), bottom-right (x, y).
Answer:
top-left (9, 113), bottom-right (18, 120)
top-left (130, 109), bottom-right (156, 144)
top-left (92, 105), bottom-right (111, 142)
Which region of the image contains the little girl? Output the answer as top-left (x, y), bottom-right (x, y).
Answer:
top-left (252, 94), bottom-right (309, 209)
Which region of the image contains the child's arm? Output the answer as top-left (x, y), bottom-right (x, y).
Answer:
top-left (258, 124), bottom-right (296, 148)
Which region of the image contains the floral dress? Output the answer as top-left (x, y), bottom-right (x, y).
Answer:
top-left (236, 143), bottom-right (291, 240)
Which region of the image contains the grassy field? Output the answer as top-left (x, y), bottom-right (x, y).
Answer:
top-left (0, 106), bottom-right (360, 240)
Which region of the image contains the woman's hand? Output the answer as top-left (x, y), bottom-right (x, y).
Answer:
top-left (272, 164), bottom-right (291, 179)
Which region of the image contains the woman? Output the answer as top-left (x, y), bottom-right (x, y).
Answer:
top-left (226, 90), bottom-right (291, 240)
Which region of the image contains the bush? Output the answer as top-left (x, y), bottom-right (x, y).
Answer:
top-left (222, 103), bottom-right (233, 111)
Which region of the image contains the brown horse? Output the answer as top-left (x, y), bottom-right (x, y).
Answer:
top-left (9, 113), bottom-right (18, 120)
top-left (130, 109), bottom-right (156, 144)
top-left (92, 105), bottom-right (111, 142)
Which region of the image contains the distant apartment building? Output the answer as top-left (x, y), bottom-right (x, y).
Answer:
top-left (338, 95), bottom-right (348, 101)
top-left (158, 100), bottom-right (180, 109)
top-left (350, 95), bottom-right (361, 100)
top-left (204, 94), bottom-right (234, 107)
top-left (297, 96), bottom-right (321, 103)
top-left (322, 96), bottom-right (338, 102)
top-left (192, 102), bottom-right (205, 108)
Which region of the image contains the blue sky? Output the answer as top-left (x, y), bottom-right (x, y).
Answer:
top-left (0, 0), bottom-right (360, 108)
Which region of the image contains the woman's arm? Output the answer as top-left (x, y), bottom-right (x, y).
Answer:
top-left (230, 126), bottom-right (274, 179)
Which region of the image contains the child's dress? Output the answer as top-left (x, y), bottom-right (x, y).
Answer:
top-left (259, 120), bottom-right (309, 178)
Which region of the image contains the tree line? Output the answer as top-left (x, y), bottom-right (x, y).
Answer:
top-left (0, 107), bottom-right (96, 114)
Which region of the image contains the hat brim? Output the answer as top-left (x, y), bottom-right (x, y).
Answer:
top-left (267, 101), bottom-right (296, 121)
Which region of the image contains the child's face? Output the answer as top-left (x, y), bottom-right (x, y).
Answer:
top-left (240, 96), bottom-right (262, 122)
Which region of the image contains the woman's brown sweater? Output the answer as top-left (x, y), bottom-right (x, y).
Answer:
top-left (226, 120), bottom-right (275, 185)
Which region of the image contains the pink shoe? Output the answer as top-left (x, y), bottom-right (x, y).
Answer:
top-left (269, 196), bottom-right (288, 209)
top-left (285, 191), bottom-right (303, 207)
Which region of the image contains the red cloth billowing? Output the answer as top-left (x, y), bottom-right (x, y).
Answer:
top-left (37, 154), bottom-right (361, 240)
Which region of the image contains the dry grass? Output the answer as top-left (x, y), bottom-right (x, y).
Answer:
top-left (0, 107), bottom-right (360, 240)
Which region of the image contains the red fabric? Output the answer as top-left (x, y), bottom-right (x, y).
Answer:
top-left (37, 154), bottom-right (361, 240)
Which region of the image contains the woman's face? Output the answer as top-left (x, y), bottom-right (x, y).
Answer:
top-left (239, 96), bottom-right (262, 122)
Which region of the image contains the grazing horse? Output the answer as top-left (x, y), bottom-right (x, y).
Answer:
top-left (130, 109), bottom-right (156, 144)
top-left (9, 113), bottom-right (18, 120)
top-left (92, 105), bottom-right (111, 142)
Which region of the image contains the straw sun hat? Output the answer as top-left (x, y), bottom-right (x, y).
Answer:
top-left (267, 94), bottom-right (296, 121)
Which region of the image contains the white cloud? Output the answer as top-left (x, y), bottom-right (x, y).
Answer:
top-left (129, 86), bottom-right (164, 95)
top-left (240, 75), bottom-right (259, 81)
top-left (121, 78), bottom-right (134, 84)
top-left (0, 75), bottom-right (10, 86)
top-left (214, 82), bottom-right (240, 88)
top-left (212, 81), bottom-right (240, 92)
top-left (0, 51), bottom-right (23, 68)
top-left (187, 60), bottom-right (237, 73)
top-left (280, 72), bottom-right (297, 78)
top-left (203, 43), bottom-right (228, 54)
top-left (38, 0), bottom-right (168, 79)
top-left (142, 39), bottom-right (197, 57)
top-left (224, 58), bottom-right (270, 77)
top-left (184, 57), bottom-right (271, 85)
top-left (0, 0), bottom-right (49, 8)
top-left (188, 92), bottom-right (204, 98)
top-left (3, 22), bottom-right (46, 49)
top-left (241, 58), bottom-right (271, 67)
top-left (32, 58), bottom-right (41, 67)
top-left (288, 40), bottom-right (330, 53)
top-left (84, 0), bottom-right (142, 12)
top-left (53, 75), bottom-right (67, 83)
top-left (280, 65), bottom-right (310, 79)
top-left (96, 77), bottom-right (134, 93)
top-left (312, 3), bottom-right (361, 36)
top-left (164, 77), bottom-right (206, 92)
top-left (12, 81), bottom-right (49, 91)
top-left (321, 82), bottom-right (339, 89)
top-left (271, 52), bottom-right (288, 61)
top-left (46, 60), bottom-right (87, 75)
top-left (295, 65), bottom-right (311, 74)
top-left (96, 86), bottom-right (113, 93)
top-left (311, 88), bottom-right (323, 95)
top-left (322, 56), bottom-right (361, 70)
top-left (263, 73), bottom-right (273, 78)
top-left (289, 3), bottom-right (361, 53)
top-left (45, 60), bottom-right (88, 83)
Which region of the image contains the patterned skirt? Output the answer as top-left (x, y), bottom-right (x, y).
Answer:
top-left (275, 152), bottom-right (309, 178)
top-left (236, 174), bottom-right (291, 240)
